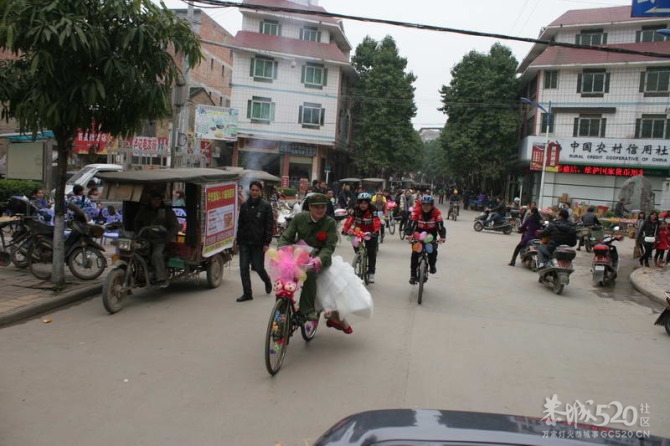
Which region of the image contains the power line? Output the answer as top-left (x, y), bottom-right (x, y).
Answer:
top-left (186, 0), bottom-right (670, 59)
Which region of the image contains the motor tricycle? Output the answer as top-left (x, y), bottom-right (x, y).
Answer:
top-left (97, 168), bottom-right (239, 314)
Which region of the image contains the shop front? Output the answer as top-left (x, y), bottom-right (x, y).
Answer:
top-left (518, 136), bottom-right (670, 209)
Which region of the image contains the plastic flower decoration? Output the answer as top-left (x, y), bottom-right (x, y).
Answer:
top-left (266, 245), bottom-right (312, 294)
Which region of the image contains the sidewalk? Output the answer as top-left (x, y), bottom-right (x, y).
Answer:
top-left (629, 266), bottom-right (668, 306)
top-left (0, 261), bottom-right (107, 328)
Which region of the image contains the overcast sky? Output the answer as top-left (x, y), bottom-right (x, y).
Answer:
top-left (159, 0), bottom-right (631, 129)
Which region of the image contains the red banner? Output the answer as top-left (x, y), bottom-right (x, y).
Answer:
top-left (203, 182), bottom-right (237, 257)
top-left (530, 142), bottom-right (561, 172)
top-left (281, 176), bottom-right (289, 188)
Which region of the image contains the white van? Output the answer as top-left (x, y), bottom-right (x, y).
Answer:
top-left (59, 164), bottom-right (123, 196)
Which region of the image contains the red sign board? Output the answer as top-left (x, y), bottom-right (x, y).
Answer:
top-left (557, 165), bottom-right (646, 176)
top-left (281, 176), bottom-right (289, 188)
top-left (203, 182), bottom-right (237, 257)
top-left (530, 142), bottom-right (561, 172)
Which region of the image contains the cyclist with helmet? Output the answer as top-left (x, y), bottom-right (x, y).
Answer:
top-left (405, 195), bottom-right (446, 284)
top-left (448, 189), bottom-right (460, 218)
top-left (342, 193), bottom-right (382, 283)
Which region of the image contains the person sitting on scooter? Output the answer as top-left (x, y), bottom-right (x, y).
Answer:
top-left (448, 190), bottom-right (460, 216)
top-left (134, 190), bottom-right (179, 288)
top-left (508, 207), bottom-right (542, 267)
top-left (405, 195), bottom-right (446, 284)
top-left (342, 193), bottom-right (382, 283)
top-left (536, 209), bottom-right (577, 269)
top-left (484, 196), bottom-right (506, 227)
top-left (577, 206), bottom-right (600, 250)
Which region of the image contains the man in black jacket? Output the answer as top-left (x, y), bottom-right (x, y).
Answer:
top-left (577, 206), bottom-right (600, 250)
top-left (235, 181), bottom-right (274, 302)
top-left (536, 209), bottom-right (577, 269)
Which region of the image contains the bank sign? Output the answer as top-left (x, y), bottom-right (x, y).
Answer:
top-left (522, 137), bottom-right (670, 170)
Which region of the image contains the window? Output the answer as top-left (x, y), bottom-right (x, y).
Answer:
top-left (300, 26), bottom-right (321, 42)
top-left (573, 115), bottom-right (606, 137)
top-left (637, 25), bottom-right (669, 42)
top-left (298, 103), bottom-right (325, 129)
top-left (221, 66), bottom-right (225, 78)
top-left (576, 29), bottom-right (607, 46)
top-left (260, 20), bottom-right (281, 36)
top-left (301, 63), bottom-right (328, 89)
top-left (544, 70), bottom-right (558, 89)
top-left (250, 57), bottom-right (278, 82)
top-left (635, 115), bottom-right (670, 139)
top-left (247, 96), bottom-right (275, 124)
top-left (540, 113), bottom-right (554, 133)
top-left (577, 69), bottom-right (609, 97)
top-left (210, 58), bottom-right (214, 70)
top-left (640, 67), bottom-right (670, 96)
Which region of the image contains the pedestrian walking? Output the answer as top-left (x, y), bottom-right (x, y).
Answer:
top-left (235, 181), bottom-right (274, 302)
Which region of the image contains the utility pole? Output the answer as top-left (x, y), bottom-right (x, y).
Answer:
top-left (171, 4), bottom-right (195, 168)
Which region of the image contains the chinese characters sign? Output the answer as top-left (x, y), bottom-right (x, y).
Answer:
top-left (279, 142), bottom-right (317, 157)
top-left (203, 182), bottom-right (237, 257)
top-left (194, 105), bottom-right (238, 141)
top-left (530, 142), bottom-right (561, 172)
top-left (524, 137), bottom-right (670, 169)
top-left (557, 165), bottom-right (646, 176)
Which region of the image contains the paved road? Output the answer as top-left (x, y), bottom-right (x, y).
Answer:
top-left (1, 208), bottom-right (669, 445)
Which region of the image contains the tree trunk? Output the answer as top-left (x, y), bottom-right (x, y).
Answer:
top-left (51, 133), bottom-right (71, 287)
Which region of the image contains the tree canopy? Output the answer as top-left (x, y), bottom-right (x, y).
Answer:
top-left (0, 0), bottom-right (202, 285)
top-left (350, 35), bottom-right (421, 178)
top-left (439, 43), bottom-right (520, 190)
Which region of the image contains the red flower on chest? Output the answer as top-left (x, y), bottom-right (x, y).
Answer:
top-left (316, 231), bottom-right (328, 243)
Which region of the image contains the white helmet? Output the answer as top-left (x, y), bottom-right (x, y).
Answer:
top-left (514, 197), bottom-right (520, 203)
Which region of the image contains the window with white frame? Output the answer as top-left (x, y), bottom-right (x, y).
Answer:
top-left (260, 20), bottom-right (281, 36)
top-left (301, 63), bottom-right (328, 89)
top-left (635, 115), bottom-right (670, 139)
top-left (640, 67), bottom-right (670, 96)
top-left (250, 56), bottom-right (278, 83)
top-left (247, 96), bottom-right (275, 124)
top-left (300, 26), bottom-right (321, 42)
top-left (577, 69), bottom-right (609, 97)
top-left (299, 103), bottom-right (325, 129)
top-left (575, 29), bottom-right (607, 46)
top-left (637, 25), bottom-right (669, 42)
top-left (544, 70), bottom-right (558, 89)
top-left (573, 115), bottom-right (606, 137)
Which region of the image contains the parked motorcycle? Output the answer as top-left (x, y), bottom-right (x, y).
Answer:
top-left (473, 210), bottom-right (513, 234)
top-left (653, 291), bottom-right (670, 336)
top-left (538, 245), bottom-right (576, 295)
top-left (26, 216), bottom-right (107, 281)
top-left (576, 224), bottom-right (604, 253)
top-left (592, 231), bottom-right (624, 286)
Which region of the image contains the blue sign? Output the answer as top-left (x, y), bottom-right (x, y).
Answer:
top-left (632, 0), bottom-right (670, 17)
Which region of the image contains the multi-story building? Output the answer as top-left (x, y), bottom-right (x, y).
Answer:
top-left (419, 127), bottom-right (442, 143)
top-left (517, 6), bottom-right (670, 209)
top-left (229, 0), bottom-right (355, 188)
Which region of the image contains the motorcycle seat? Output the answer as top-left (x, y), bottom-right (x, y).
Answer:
top-left (593, 244), bottom-right (609, 252)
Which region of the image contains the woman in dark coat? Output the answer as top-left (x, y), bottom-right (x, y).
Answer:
top-left (509, 207), bottom-right (543, 266)
top-left (638, 211), bottom-right (660, 268)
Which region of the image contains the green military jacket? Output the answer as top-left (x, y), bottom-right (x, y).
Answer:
top-left (278, 211), bottom-right (338, 268)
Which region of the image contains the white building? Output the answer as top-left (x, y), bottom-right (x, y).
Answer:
top-left (229, 0), bottom-right (355, 189)
top-left (517, 6), bottom-right (670, 210)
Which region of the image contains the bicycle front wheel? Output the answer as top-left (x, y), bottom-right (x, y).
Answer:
top-left (265, 299), bottom-right (291, 376)
top-left (417, 257), bottom-right (427, 305)
top-left (362, 250), bottom-right (369, 285)
top-left (388, 218), bottom-right (396, 235)
top-left (352, 252), bottom-right (363, 280)
top-left (399, 220), bottom-right (406, 240)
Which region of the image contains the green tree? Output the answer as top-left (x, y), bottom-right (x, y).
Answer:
top-left (439, 43), bottom-right (519, 191)
top-left (0, 0), bottom-right (202, 286)
top-left (421, 138), bottom-right (448, 185)
top-left (351, 35), bottom-right (421, 177)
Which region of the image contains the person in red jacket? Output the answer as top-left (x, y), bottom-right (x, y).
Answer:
top-left (342, 192), bottom-right (382, 283)
top-left (405, 195), bottom-right (446, 284)
top-left (654, 221), bottom-right (670, 267)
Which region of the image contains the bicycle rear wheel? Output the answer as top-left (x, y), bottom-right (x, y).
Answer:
top-left (399, 220), bottom-right (406, 240)
top-left (388, 218), bottom-right (396, 235)
top-left (265, 299), bottom-right (291, 376)
top-left (417, 257), bottom-right (427, 305)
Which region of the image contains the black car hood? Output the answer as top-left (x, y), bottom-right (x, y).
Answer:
top-left (313, 409), bottom-right (663, 446)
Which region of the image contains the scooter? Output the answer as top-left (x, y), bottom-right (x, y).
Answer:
top-left (520, 239), bottom-right (541, 271)
top-left (473, 210), bottom-right (513, 234)
top-left (653, 291), bottom-right (670, 336)
top-left (576, 224), bottom-right (604, 253)
top-left (538, 245), bottom-right (576, 295)
top-left (591, 232), bottom-right (624, 286)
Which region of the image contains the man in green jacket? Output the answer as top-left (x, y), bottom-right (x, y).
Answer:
top-left (278, 193), bottom-right (338, 320)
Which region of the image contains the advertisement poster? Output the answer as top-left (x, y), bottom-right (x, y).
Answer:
top-left (530, 142), bottom-right (561, 172)
top-left (194, 105), bottom-right (238, 141)
top-left (203, 182), bottom-right (237, 257)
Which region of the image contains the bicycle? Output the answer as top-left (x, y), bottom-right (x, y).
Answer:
top-left (408, 235), bottom-right (445, 305)
top-left (348, 230), bottom-right (375, 285)
top-left (264, 246), bottom-right (319, 376)
top-left (398, 215), bottom-right (408, 240)
top-left (387, 213), bottom-right (396, 235)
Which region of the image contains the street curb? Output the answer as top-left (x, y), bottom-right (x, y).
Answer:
top-left (0, 284), bottom-right (102, 328)
top-left (629, 269), bottom-right (666, 307)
